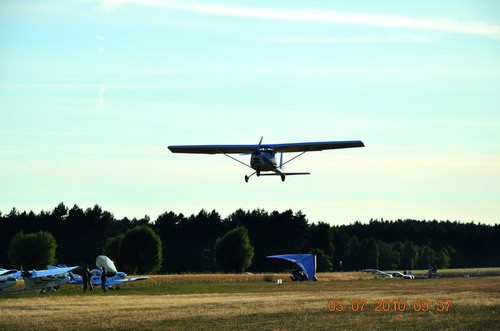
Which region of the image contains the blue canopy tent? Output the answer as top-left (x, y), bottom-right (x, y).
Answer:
top-left (267, 254), bottom-right (317, 281)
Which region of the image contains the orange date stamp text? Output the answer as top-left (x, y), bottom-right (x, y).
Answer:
top-left (327, 299), bottom-right (453, 313)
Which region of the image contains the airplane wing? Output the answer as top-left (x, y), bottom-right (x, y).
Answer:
top-left (361, 269), bottom-right (393, 278)
top-left (23, 266), bottom-right (78, 278)
top-left (270, 140), bottom-right (364, 153)
top-left (168, 144), bottom-right (255, 154)
top-left (21, 266), bottom-right (78, 291)
top-left (267, 254), bottom-right (316, 281)
top-left (116, 276), bottom-right (149, 283)
top-left (91, 276), bottom-right (149, 286)
top-left (106, 276), bottom-right (149, 286)
top-left (168, 140), bottom-right (364, 154)
top-left (0, 268), bottom-right (19, 277)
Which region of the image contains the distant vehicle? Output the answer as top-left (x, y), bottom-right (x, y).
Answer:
top-left (168, 137), bottom-right (364, 182)
top-left (388, 272), bottom-right (415, 279)
top-left (362, 269), bottom-right (415, 279)
top-left (361, 269), bottom-right (393, 278)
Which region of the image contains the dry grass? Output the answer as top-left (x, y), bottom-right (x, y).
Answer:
top-left (1, 272), bottom-right (499, 330)
top-left (145, 271), bottom-right (372, 285)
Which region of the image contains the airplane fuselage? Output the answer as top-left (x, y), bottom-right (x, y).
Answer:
top-left (0, 269), bottom-right (19, 290)
top-left (23, 273), bottom-right (71, 290)
top-left (250, 147), bottom-right (278, 173)
top-left (0, 276), bottom-right (17, 290)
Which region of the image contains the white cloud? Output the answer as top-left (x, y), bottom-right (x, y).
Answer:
top-left (262, 34), bottom-right (434, 44)
top-left (97, 86), bottom-right (106, 110)
top-left (99, 0), bottom-right (500, 39)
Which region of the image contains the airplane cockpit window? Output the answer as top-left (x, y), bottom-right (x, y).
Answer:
top-left (259, 147), bottom-right (275, 155)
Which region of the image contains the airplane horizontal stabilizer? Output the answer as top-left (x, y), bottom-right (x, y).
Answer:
top-left (259, 172), bottom-right (310, 176)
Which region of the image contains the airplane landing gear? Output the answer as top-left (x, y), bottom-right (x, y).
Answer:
top-left (244, 172), bottom-right (256, 183)
top-left (281, 174), bottom-right (285, 182)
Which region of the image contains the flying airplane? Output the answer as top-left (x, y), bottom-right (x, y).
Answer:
top-left (168, 137), bottom-right (364, 182)
top-left (0, 266), bottom-right (78, 292)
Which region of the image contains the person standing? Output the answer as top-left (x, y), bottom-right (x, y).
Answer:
top-left (101, 266), bottom-right (107, 292)
top-left (82, 265), bottom-right (94, 293)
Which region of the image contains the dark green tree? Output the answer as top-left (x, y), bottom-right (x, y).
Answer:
top-left (400, 241), bottom-right (419, 270)
top-left (417, 245), bottom-right (436, 269)
top-left (153, 211), bottom-right (185, 273)
top-left (378, 241), bottom-right (400, 270)
top-left (8, 231), bottom-right (57, 269)
top-left (308, 222), bottom-right (334, 257)
top-left (103, 234), bottom-right (124, 268)
top-left (119, 226), bottom-right (162, 274)
top-left (358, 238), bottom-right (379, 269)
top-left (311, 248), bottom-right (333, 272)
top-left (332, 228), bottom-right (351, 271)
top-left (1, 203), bottom-right (499, 272)
top-left (347, 235), bottom-right (360, 270)
top-left (435, 247), bottom-right (451, 269)
top-left (214, 226), bottom-right (254, 273)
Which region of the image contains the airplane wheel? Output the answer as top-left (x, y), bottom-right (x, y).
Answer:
top-left (245, 176), bottom-right (249, 183)
top-left (281, 174), bottom-right (285, 182)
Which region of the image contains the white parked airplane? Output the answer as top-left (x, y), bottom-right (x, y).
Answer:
top-left (0, 268), bottom-right (19, 291)
top-left (67, 256), bottom-right (148, 289)
top-left (68, 268), bottom-right (149, 289)
top-left (0, 266), bottom-right (78, 292)
top-left (21, 266), bottom-right (78, 291)
top-left (168, 138), bottom-right (364, 182)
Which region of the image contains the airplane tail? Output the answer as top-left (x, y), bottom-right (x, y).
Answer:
top-left (68, 271), bottom-right (78, 282)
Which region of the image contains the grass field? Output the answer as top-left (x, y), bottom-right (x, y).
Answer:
top-left (1, 270), bottom-right (499, 330)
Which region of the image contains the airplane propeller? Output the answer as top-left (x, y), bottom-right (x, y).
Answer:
top-left (252, 136), bottom-right (263, 155)
top-left (257, 136), bottom-right (263, 149)
top-left (241, 136), bottom-right (264, 156)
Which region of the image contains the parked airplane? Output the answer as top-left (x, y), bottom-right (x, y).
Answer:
top-left (0, 266), bottom-right (78, 292)
top-left (168, 137), bottom-right (364, 182)
top-left (362, 269), bottom-right (393, 278)
top-left (21, 266), bottom-right (78, 291)
top-left (0, 268), bottom-right (19, 291)
top-left (362, 269), bottom-right (415, 279)
top-left (69, 268), bottom-right (149, 289)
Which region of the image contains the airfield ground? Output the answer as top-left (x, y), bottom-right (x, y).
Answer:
top-left (1, 269), bottom-right (499, 330)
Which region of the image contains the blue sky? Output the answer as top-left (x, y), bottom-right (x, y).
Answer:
top-left (1, 1), bottom-right (499, 225)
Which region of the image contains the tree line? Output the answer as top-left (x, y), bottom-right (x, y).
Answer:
top-left (1, 203), bottom-right (498, 273)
